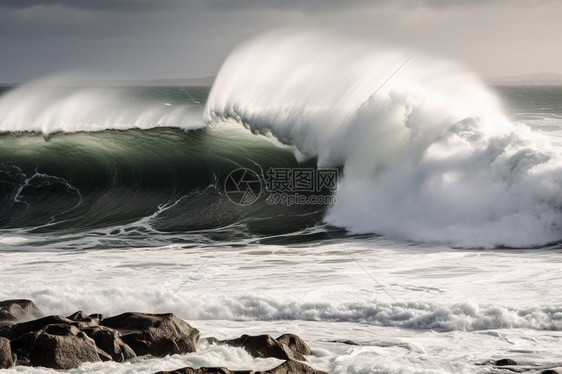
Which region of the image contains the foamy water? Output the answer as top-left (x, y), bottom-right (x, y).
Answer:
top-left (1, 237), bottom-right (561, 373)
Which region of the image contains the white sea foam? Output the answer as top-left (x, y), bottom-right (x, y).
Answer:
top-left (1, 239), bottom-right (562, 373)
top-left (0, 236), bottom-right (28, 244)
top-left (4, 287), bottom-right (560, 332)
top-left (0, 241), bottom-right (557, 372)
top-left (1, 241), bottom-right (561, 332)
top-left (206, 31), bottom-right (562, 248)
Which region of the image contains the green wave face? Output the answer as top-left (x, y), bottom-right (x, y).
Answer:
top-left (0, 128), bottom-right (328, 236)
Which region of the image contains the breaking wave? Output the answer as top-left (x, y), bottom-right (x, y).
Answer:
top-left (205, 31), bottom-right (562, 248)
top-left (0, 82), bottom-right (204, 135)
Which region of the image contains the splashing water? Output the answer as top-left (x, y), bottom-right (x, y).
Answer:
top-left (0, 79), bottom-right (204, 135)
top-left (205, 31), bottom-right (562, 248)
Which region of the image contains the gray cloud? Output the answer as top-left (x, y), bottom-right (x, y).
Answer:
top-left (202, 0), bottom-right (374, 12)
top-left (0, 0), bottom-right (181, 12)
top-left (201, 0), bottom-right (559, 12)
top-left (0, 0), bottom-right (561, 83)
top-left (0, 0), bottom-right (555, 14)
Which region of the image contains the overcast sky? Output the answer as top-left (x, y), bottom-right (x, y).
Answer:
top-left (1, 0), bottom-right (561, 83)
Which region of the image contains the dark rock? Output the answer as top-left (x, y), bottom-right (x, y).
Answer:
top-left (156, 367), bottom-right (253, 374)
top-left (89, 313), bottom-right (106, 321)
top-left (495, 358), bottom-right (517, 366)
top-left (82, 325), bottom-right (136, 362)
top-left (96, 347), bottom-right (113, 362)
top-left (0, 337), bottom-right (15, 369)
top-left (68, 311), bottom-right (89, 321)
top-left (101, 312), bottom-right (199, 357)
top-left (221, 334), bottom-right (312, 361)
top-left (222, 334), bottom-right (295, 361)
top-left (541, 370), bottom-right (558, 374)
top-left (154, 361), bottom-right (327, 374)
top-left (27, 324), bottom-right (101, 369)
top-left (10, 315), bottom-right (75, 339)
top-left (330, 339), bottom-right (359, 346)
top-left (276, 334), bottom-right (311, 357)
top-left (67, 311), bottom-right (104, 325)
top-left (0, 300), bottom-right (44, 327)
top-left (258, 360), bottom-right (328, 374)
top-left (1, 301), bottom-right (323, 373)
top-left (205, 336), bottom-right (221, 345)
top-left (9, 330), bottom-right (34, 364)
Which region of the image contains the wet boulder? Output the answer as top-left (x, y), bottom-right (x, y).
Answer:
top-left (276, 334), bottom-right (311, 359)
top-left (495, 358), bottom-right (517, 366)
top-left (156, 368), bottom-right (253, 374)
top-left (220, 334), bottom-right (311, 361)
top-left (101, 312), bottom-right (199, 357)
top-left (67, 311), bottom-right (105, 326)
top-left (27, 324), bottom-right (101, 369)
top-left (155, 361), bottom-right (327, 374)
top-left (81, 325), bottom-right (136, 362)
top-left (0, 337), bottom-right (15, 369)
top-left (258, 360), bottom-right (328, 374)
top-left (0, 300), bottom-right (44, 328)
top-left (9, 315), bottom-right (76, 340)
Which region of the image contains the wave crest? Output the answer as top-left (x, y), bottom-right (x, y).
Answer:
top-left (0, 81), bottom-right (204, 135)
top-left (205, 31), bottom-right (562, 248)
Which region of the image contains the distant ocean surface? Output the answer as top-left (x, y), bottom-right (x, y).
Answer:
top-left (0, 33), bottom-right (561, 373)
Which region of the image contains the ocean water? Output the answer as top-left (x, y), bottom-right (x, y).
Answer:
top-left (0, 33), bottom-right (561, 373)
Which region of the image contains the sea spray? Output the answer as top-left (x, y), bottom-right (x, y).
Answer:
top-left (205, 30), bottom-right (562, 248)
top-left (0, 81), bottom-right (204, 135)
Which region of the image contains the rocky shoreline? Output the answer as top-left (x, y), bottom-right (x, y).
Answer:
top-left (1, 299), bottom-right (560, 373)
top-left (0, 299), bottom-right (326, 373)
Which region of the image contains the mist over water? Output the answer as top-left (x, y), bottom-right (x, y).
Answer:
top-left (0, 82), bottom-right (204, 135)
top-left (206, 31), bottom-right (562, 248)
